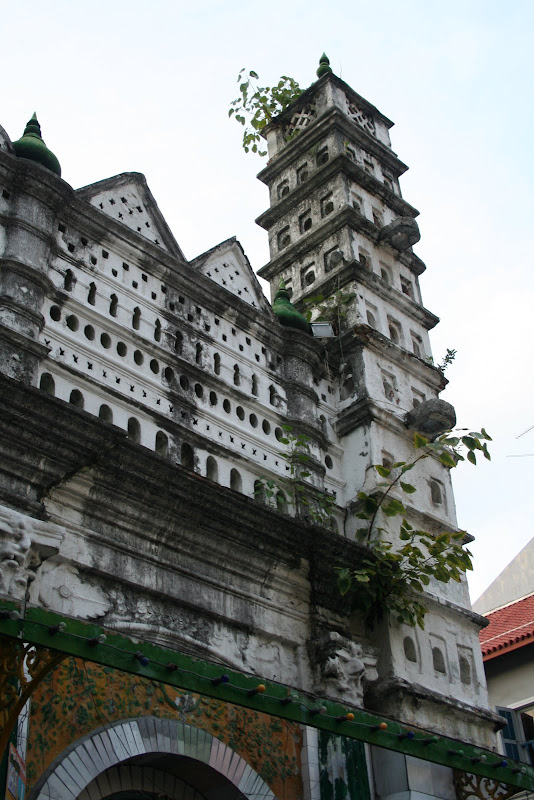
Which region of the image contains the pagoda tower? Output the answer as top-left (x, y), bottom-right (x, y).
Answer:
top-left (257, 57), bottom-right (493, 758)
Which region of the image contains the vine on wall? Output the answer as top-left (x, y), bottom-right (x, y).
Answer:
top-left (337, 428), bottom-right (492, 628)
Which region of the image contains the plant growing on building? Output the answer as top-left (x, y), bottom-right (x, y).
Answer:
top-left (438, 348), bottom-right (457, 373)
top-left (337, 428), bottom-right (492, 629)
top-left (255, 426), bottom-right (336, 526)
top-left (427, 348), bottom-right (457, 374)
top-left (303, 289), bottom-right (356, 335)
top-left (229, 69), bottom-right (302, 156)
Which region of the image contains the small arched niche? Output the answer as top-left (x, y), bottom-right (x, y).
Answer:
top-left (230, 468), bottom-right (242, 492)
top-left (181, 442), bottom-right (194, 471)
top-left (127, 417), bottom-right (141, 444)
top-left (276, 491), bottom-right (288, 514)
top-left (39, 373), bottom-right (55, 396)
top-left (206, 456), bottom-right (218, 482)
top-left (254, 479), bottom-right (266, 503)
top-left (98, 404), bottom-right (113, 423)
top-left (155, 431), bottom-right (168, 456)
top-left (432, 646), bottom-right (447, 675)
top-left (403, 636), bottom-right (417, 663)
top-left (69, 389), bottom-right (84, 409)
top-left (459, 655), bottom-right (472, 685)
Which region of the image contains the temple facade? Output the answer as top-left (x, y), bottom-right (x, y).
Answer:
top-left (0, 58), bottom-right (506, 800)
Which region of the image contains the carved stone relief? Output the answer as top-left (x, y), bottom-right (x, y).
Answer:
top-left (29, 557), bottom-right (111, 619)
top-left (315, 630), bottom-right (378, 706)
top-left (0, 507), bottom-right (62, 601)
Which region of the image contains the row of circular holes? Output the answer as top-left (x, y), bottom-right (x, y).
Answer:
top-left (50, 307), bottom-right (335, 469)
top-left (52, 305), bottom-right (272, 384)
top-left (51, 308), bottom-right (285, 436)
top-left (62, 263), bottom-right (277, 372)
top-left (52, 306), bottom-right (278, 427)
top-left (53, 309), bottom-right (277, 424)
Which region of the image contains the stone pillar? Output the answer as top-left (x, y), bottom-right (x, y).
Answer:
top-left (372, 749), bottom-right (456, 800)
top-left (280, 328), bottom-right (325, 491)
top-left (0, 161), bottom-right (71, 384)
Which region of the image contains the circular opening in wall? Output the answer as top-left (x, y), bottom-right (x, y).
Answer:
top-left (50, 305), bottom-right (61, 322)
top-left (100, 333), bottom-right (111, 349)
top-left (249, 413), bottom-right (258, 428)
top-left (179, 374), bottom-right (189, 390)
top-left (236, 406), bottom-right (245, 421)
top-left (223, 399), bottom-right (231, 413)
top-left (116, 341), bottom-right (127, 357)
top-left (195, 383), bottom-right (204, 399)
top-left (275, 427), bottom-right (285, 442)
top-left (150, 358), bottom-right (159, 374)
top-left (262, 419), bottom-right (271, 435)
top-left (66, 314), bottom-right (79, 332)
top-left (325, 455), bottom-right (333, 469)
top-left (84, 325), bottom-right (95, 341)
top-left (209, 391), bottom-right (217, 405)
top-left (134, 350), bottom-right (143, 366)
top-left (164, 366), bottom-right (174, 382)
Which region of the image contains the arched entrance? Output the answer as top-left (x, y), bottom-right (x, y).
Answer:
top-left (30, 718), bottom-right (275, 800)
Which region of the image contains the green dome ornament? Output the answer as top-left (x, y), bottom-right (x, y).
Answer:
top-left (12, 113), bottom-right (61, 177)
top-left (272, 280), bottom-right (310, 334)
top-left (316, 53), bottom-right (333, 79)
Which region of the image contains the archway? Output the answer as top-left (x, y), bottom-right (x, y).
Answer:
top-left (31, 718), bottom-right (275, 800)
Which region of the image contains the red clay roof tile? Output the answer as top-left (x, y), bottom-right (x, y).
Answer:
top-left (480, 594), bottom-right (534, 659)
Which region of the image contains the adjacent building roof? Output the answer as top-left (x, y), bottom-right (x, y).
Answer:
top-left (473, 536), bottom-right (534, 615)
top-left (480, 593), bottom-right (534, 660)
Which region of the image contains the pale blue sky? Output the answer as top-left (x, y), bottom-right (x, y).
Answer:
top-left (3, 0), bottom-right (534, 602)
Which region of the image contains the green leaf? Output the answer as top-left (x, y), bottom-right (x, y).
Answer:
top-left (462, 436), bottom-right (478, 450)
top-left (439, 450), bottom-right (456, 468)
top-left (413, 433), bottom-right (429, 448)
top-left (400, 482), bottom-right (416, 494)
top-left (383, 499), bottom-right (405, 517)
top-left (481, 427), bottom-right (492, 441)
top-left (467, 450), bottom-right (477, 465)
top-left (249, 70), bottom-right (259, 78)
top-left (375, 465), bottom-right (391, 477)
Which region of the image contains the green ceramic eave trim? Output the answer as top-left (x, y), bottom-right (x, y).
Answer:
top-left (12, 112), bottom-right (61, 177)
top-left (317, 53), bottom-right (333, 78)
top-left (0, 601), bottom-right (531, 791)
top-left (272, 280), bottom-right (310, 334)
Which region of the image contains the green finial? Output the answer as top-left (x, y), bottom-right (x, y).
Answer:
top-left (316, 53), bottom-right (332, 79)
top-left (25, 112), bottom-right (41, 137)
top-left (272, 280), bottom-right (311, 335)
top-left (12, 113), bottom-right (61, 177)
